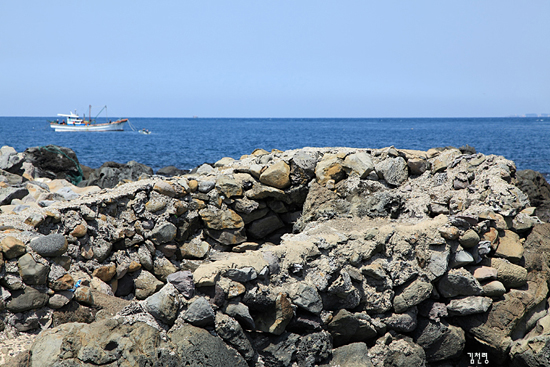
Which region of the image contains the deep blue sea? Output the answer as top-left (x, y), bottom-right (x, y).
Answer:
top-left (1, 117), bottom-right (549, 175)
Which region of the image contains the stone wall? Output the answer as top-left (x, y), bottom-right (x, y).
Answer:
top-left (1, 145), bottom-right (549, 366)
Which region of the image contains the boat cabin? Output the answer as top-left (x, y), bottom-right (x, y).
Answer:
top-left (57, 111), bottom-right (86, 125)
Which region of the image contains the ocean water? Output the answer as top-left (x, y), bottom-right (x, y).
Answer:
top-left (1, 117), bottom-right (549, 175)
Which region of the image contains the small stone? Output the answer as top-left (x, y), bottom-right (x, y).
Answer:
top-left (74, 286), bottom-right (94, 305)
top-left (437, 268), bottom-right (483, 298)
top-left (153, 181), bottom-right (177, 197)
top-left (167, 271), bottom-right (195, 298)
top-left (92, 263), bottom-right (117, 283)
top-left (459, 229), bottom-right (480, 248)
top-left (315, 155), bottom-right (346, 185)
top-left (289, 283), bottom-right (323, 315)
top-left (188, 179), bottom-right (198, 192)
top-left (393, 278), bottom-right (433, 313)
top-left (1, 236), bottom-right (26, 259)
top-left (179, 239), bottom-right (209, 259)
top-left (450, 250), bottom-right (474, 268)
top-left (134, 269), bottom-right (164, 300)
top-left (488, 258), bottom-right (528, 288)
top-left (70, 223), bottom-right (87, 238)
top-left (223, 267), bottom-right (257, 283)
top-left (482, 280), bottom-right (507, 297)
top-left (439, 226), bottom-right (459, 240)
top-left (149, 222), bottom-right (177, 245)
top-left (447, 296), bottom-right (493, 316)
top-left (49, 273), bottom-right (75, 291)
top-left (198, 180), bottom-right (215, 193)
top-left (483, 227), bottom-right (499, 250)
top-left (145, 283), bottom-right (180, 325)
top-left (255, 293), bottom-right (294, 335)
top-left (30, 233), bottom-right (68, 257)
top-left (343, 152), bottom-right (374, 179)
top-left (469, 266), bottom-right (498, 282)
top-left (6, 287), bottom-right (49, 313)
top-left (184, 296), bottom-right (215, 327)
top-left (495, 230), bottom-right (524, 263)
top-left (18, 253), bottom-right (49, 285)
top-left (375, 157), bottom-right (409, 186)
top-left (232, 242), bottom-right (259, 253)
top-left (128, 261), bottom-right (141, 273)
top-left (145, 199), bottom-right (166, 213)
top-left (408, 158), bottom-right (428, 176)
top-left (48, 291), bottom-right (73, 309)
top-left (260, 161), bottom-right (291, 189)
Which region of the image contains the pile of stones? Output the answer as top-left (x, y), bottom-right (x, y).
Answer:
top-left (1, 145), bottom-right (550, 366)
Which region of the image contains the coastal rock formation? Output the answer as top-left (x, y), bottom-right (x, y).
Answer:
top-left (1, 144), bottom-right (549, 366)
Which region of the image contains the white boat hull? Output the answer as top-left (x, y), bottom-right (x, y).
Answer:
top-left (50, 119), bottom-right (127, 132)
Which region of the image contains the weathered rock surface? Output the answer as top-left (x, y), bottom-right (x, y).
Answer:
top-left (1, 145), bottom-right (549, 367)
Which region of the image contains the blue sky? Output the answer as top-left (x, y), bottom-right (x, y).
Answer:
top-left (1, 1), bottom-right (549, 118)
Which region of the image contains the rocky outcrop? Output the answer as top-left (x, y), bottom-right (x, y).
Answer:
top-left (1, 145), bottom-right (549, 366)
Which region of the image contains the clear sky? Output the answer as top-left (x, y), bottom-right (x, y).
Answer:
top-left (1, 1), bottom-right (549, 118)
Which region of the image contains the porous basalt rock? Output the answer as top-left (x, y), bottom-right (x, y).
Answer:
top-left (0, 145), bottom-right (548, 367)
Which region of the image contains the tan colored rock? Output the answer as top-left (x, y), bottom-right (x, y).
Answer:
top-left (232, 242), bottom-right (260, 253)
top-left (70, 222), bottom-right (87, 238)
top-left (50, 273), bottom-right (75, 291)
top-left (431, 149), bottom-right (461, 173)
top-left (216, 176), bottom-right (243, 198)
top-left (342, 152), bottom-right (374, 179)
top-left (174, 200), bottom-right (188, 215)
top-left (24, 212), bottom-right (45, 227)
top-left (495, 230), bottom-right (524, 263)
top-left (487, 258), bottom-right (528, 288)
top-left (92, 263), bottom-right (117, 283)
top-left (315, 154), bottom-right (345, 185)
top-left (483, 227), bottom-right (500, 250)
top-left (251, 148), bottom-right (269, 156)
top-left (439, 226), bottom-right (459, 240)
top-left (193, 251), bottom-right (269, 287)
top-left (214, 157), bottom-right (235, 167)
top-left (153, 181), bottom-right (177, 197)
top-left (179, 239), bottom-right (210, 259)
top-left (128, 261), bottom-right (142, 273)
top-left (145, 199), bottom-right (167, 213)
top-left (259, 161), bottom-right (291, 189)
top-left (199, 207), bottom-right (244, 230)
top-left (90, 276), bottom-right (114, 296)
top-left (188, 179), bottom-right (198, 192)
top-left (1, 236), bottom-right (26, 259)
top-left (469, 266), bottom-right (498, 281)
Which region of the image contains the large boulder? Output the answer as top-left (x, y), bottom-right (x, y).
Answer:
top-left (85, 160), bottom-right (153, 188)
top-left (23, 145), bottom-right (83, 184)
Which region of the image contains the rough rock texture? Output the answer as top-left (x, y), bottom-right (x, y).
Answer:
top-left (1, 145), bottom-right (549, 366)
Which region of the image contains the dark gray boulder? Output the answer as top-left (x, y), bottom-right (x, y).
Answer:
top-left (0, 186), bottom-right (29, 206)
top-left (170, 323), bottom-right (248, 367)
top-left (29, 234), bottom-right (68, 257)
top-left (23, 145), bottom-right (83, 184)
top-left (183, 296), bottom-right (215, 327)
top-left (85, 160), bottom-right (153, 188)
top-left (156, 165), bottom-right (188, 177)
top-left (6, 287), bottom-right (49, 313)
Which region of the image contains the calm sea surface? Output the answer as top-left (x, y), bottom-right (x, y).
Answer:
top-left (1, 117), bottom-right (549, 175)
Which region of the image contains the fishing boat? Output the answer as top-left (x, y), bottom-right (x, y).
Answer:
top-left (139, 129), bottom-right (151, 135)
top-left (49, 105), bottom-right (128, 132)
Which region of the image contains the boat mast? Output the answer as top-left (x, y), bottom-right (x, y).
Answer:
top-left (89, 105), bottom-right (92, 123)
